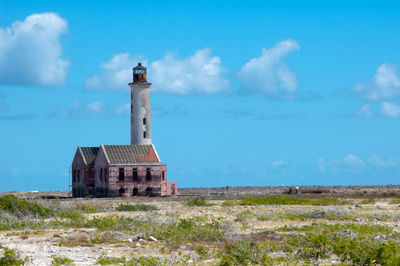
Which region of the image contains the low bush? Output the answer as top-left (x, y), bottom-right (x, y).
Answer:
top-left (218, 240), bottom-right (289, 265)
top-left (0, 195), bottom-right (53, 218)
top-left (184, 197), bottom-right (213, 207)
top-left (0, 247), bottom-right (28, 265)
top-left (115, 203), bottom-right (158, 212)
top-left (51, 255), bottom-right (73, 265)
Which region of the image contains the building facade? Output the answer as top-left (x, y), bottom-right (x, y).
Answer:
top-left (71, 64), bottom-right (177, 197)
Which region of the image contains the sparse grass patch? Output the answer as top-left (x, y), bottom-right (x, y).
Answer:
top-left (390, 199), bottom-right (400, 204)
top-left (359, 198), bottom-right (376, 204)
top-left (97, 256), bottom-right (166, 266)
top-left (115, 203), bottom-right (158, 212)
top-left (240, 196), bottom-right (349, 206)
top-left (184, 197), bottom-right (213, 207)
top-left (258, 209), bottom-right (358, 221)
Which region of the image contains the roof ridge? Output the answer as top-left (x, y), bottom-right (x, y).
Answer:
top-left (101, 144), bottom-right (111, 164)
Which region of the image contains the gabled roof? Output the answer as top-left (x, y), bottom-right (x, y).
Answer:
top-left (79, 147), bottom-right (99, 166)
top-left (101, 144), bottom-right (160, 165)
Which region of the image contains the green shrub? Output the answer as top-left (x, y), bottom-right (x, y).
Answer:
top-left (221, 200), bottom-right (238, 207)
top-left (125, 256), bottom-right (166, 266)
top-left (97, 256), bottom-right (126, 265)
top-left (115, 203), bottom-right (158, 212)
top-left (0, 195), bottom-right (53, 218)
top-left (75, 204), bottom-right (101, 213)
top-left (281, 223), bottom-right (400, 264)
top-left (184, 197), bottom-right (212, 206)
top-left (152, 218), bottom-right (227, 244)
top-left (51, 255), bottom-right (73, 265)
top-left (0, 247), bottom-right (27, 265)
top-left (196, 245), bottom-right (209, 258)
top-left (218, 240), bottom-right (287, 265)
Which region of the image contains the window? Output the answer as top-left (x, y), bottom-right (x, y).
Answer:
top-left (146, 187), bottom-right (152, 196)
top-left (143, 117), bottom-right (146, 125)
top-left (119, 188), bottom-right (125, 197)
top-left (77, 170), bottom-right (80, 182)
top-left (162, 171), bottom-right (165, 181)
top-left (146, 168), bottom-right (151, 181)
top-left (143, 131), bottom-right (146, 138)
top-left (119, 168), bottom-right (124, 181)
top-left (104, 168), bottom-right (108, 182)
top-left (100, 168), bottom-right (103, 181)
top-left (132, 188), bottom-right (138, 196)
top-left (133, 168), bottom-right (138, 181)
top-left (72, 170), bottom-right (76, 182)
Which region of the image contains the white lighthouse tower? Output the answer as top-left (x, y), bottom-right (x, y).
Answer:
top-left (129, 63), bottom-right (152, 145)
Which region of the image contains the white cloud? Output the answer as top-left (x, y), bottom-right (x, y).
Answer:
top-left (237, 39), bottom-right (300, 97)
top-left (339, 154), bottom-right (365, 168)
top-left (87, 101), bottom-right (105, 115)
top-left (272, 160), bottom-right (286, 167)
top-left (0, 13), bottom-right (69, 86)
top-left (151, 48), bottom-right (229, 94)
top-left (86, 48), bottom-right (229, 94)
top-left (55, 101), bottom-right (106, 117)
top-left (382, 102), bottom-right (400, 118)
top-left (354, 63), bottom-right (400, 101)
top-left (319, 154), bottom-right (365, 172)
top-left (320, 154), bottom-right (400, 172)
top-left (317, 158), bottom-right (326, 172)
top-left (355, 104), bottom-right (372, 117)
top-left (369, 155), bottom-right (400, 169)
top-left (86, 53), bottom-right (146, 92)
top-left (114, 103), bottom-right (130, 115)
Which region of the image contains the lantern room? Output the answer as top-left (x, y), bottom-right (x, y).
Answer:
top-left (133, 63), bottom-right (147, 83)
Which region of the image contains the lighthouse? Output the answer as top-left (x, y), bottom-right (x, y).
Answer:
top-left (71, 62), bottom-right (178, 198)
top-left (129, 63), bottom-right (152, 145)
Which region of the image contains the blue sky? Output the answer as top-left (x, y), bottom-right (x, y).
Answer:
top-left (1, 0), bottom-right (400, 192)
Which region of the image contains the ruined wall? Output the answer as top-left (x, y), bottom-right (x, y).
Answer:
top-left (71, 148), bottom-right (86, 197)
top-left (93, 147), bottom-right (109, 197)
top-left (106, 164), bottom-right (166, 197)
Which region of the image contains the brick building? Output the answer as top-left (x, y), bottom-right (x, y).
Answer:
top-left (71, 63), bottom-right (177, 197)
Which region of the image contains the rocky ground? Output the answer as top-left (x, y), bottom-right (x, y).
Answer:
top-left (1, 186), bottom-right (400, 265)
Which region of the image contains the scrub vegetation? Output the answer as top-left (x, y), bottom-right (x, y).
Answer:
top-left (1, 193), bottom-right (400, 264)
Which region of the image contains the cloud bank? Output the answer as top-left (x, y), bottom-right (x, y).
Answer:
top-left (237, 39), bottom-right (300, 97)
top-left (86, 49), bottom-right (229, 94)
top-left (0, 13), bottom-right (69, 86)
top-left (354, 63), bottom-right (400, 101)
top-left (318, 154), bottom-right (400, 172)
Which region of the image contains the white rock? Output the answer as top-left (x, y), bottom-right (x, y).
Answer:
top-left (148, 236), bottom-right (158, 242)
